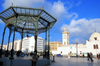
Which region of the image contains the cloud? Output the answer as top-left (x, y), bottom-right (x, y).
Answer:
top-left (66, 12), bottom-right (78, 19)
top-left (2, 0), bottom-right (78, 19)
top-left (60, 18), bottom-right (100, 43)
top-left (51, 1), bottom-right (66, 17)
top-left (72, 38), bottom-right (86, 44)
top-left (76, 1), bottom-right (81, 6)
top-left (2, 0), bottom-right (45, 9)
top-left (0, 19), bottom-right (3, 23)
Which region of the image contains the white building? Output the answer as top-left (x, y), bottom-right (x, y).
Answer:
top-left (22, 36), bottom-right (45, 52)
top-left (86, 32), bottom-right (100, 55)
top-left (7, 36), bottom-right (45, 52)
top-left (52, 28), bottom-right (100, 56)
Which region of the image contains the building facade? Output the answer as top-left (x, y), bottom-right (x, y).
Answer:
top-left (8, 40), bottom-right (21, 51)
top-left (46, 42), bottom-right (62, 52)
top-left (85, 32), bottom-right (100, 55)
top-left (7, 36), bottom-right (45, 52)
top-left (52, 28), bottom-right (100, 56)
top-left (22, 36), bottom-right (45, 52)
top-left (0, 45), bottom-right (7, 50)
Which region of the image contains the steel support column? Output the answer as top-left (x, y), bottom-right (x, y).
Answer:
top-left (34, 33), bottom-right (37, 54)
top-left (6, 28), bottom-right (11, 57)
top-left (20, 30), bottom-right (23, 51)
top-left (45, 28), bottom-right (47, 58)
top-left (45, 28), bottom-right (47, 49)
top-left (34, 21), bottom-right (38, 54)
top-left (9, 15), bottom-right (17, 59)
top-left (9, 28), bottom-right (15, 59)
top-left (48, 26), bottom-right (50, 59)
top-left (0, 26), bottom-right (6, 58)
top-left (34, 11), bottom-right (42, 54)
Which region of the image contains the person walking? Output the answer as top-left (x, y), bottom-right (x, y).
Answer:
top-left (32, 52), bottom-right (38, 66)
top-left (99, 53), bottom-right (100, 60)
top-left (90, 52), bottom-right (94, 62)
top-left (83, 54), bottom-right (85, 58)
top-left (68, 53), bottom-right (70, 59)
top-left (97, 53), bottom-right (99, 60)
top-left (87, 52), bottom-right (90, 61)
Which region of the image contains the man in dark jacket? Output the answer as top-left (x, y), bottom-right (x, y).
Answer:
top-left (32, 52), bottom-right (38, 66)
top-left (99, 53), bottom-right (100, 60)
top-left (87, 52), bottom-right (90, 61)
top-left (90, 52), bottom-right (94, 62)
top-left (97, 53), bottom-right (99, 60)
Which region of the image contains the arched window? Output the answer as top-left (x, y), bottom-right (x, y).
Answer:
top-left (96, 44), bottom-right (98, 49)
top-left (93, 45), bottom-right (96, 49)
top-left (94, 37), bottom-right (97, 40)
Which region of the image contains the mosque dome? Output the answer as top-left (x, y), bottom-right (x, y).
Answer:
top-left (89, 32), bottom-right (100, 41)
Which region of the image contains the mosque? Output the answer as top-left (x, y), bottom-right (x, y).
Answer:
top-left (52, 28), bottom-right (100, 56)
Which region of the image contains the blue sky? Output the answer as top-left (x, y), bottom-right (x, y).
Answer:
top-left (0, 0), bottom-right (100, 45)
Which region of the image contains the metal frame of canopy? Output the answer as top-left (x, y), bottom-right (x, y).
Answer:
top-left (0, 4), bottom-right (57, 59)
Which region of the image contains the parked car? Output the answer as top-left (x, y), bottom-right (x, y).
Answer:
top-left (56, 54), bottom-right (62, 57)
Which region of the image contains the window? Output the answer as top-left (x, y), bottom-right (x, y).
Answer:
top-left (70, 46), bottom-right (72, 49)
top-left (93, 45), bottom-right (96, 49)
top-left (96, 44), bottom-right (98, 49)
top-left (93, 44), bottom-right (98, 49)
top-left (94, 37), bottom-right (97, 40)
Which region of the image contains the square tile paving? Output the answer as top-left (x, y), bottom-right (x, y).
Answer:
top-left (48, 57), bottom-right (100, 66)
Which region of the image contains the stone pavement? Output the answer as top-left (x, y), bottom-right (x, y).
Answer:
top-left (48, 57), bottom-right (100, 66)
top-left (2, 55), bottom-right (43, 60)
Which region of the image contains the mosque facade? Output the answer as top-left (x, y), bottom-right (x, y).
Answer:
top-left (52, 28), bottom-right (100, 56)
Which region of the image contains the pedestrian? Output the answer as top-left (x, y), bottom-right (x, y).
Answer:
top-left (97, 53), bottom-right (99, 60)
top-left (32, 52), bottom-right (38, 66)
top-left (90, 52), bottom-right (94, 62)
top-left (83, 54), bottom-right (85, 58)
top-left (68, 53), bottom-right (70, 59)
top-left (87, 52), bottom-right (90, 61)
top-left (21, 53), bottom-right (24, 57)
top-left (99, 53), bottom-right (100, 60)
top-left (27, 53), bottom-right (29, 57)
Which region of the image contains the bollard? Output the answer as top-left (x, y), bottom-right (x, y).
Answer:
top-left (52, 56), bottom-right (55, 62)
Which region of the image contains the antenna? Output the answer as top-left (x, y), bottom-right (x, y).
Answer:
top-left (11, 3), bottom-right (13, 6)
top-left (95, 30), bottom-right (96, 32)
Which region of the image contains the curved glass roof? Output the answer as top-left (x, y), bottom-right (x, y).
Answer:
top-left (0, 5), bottom-right (57, 34)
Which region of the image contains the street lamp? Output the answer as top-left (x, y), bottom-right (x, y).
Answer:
top-left (76, 42), bottom-right (78, 57)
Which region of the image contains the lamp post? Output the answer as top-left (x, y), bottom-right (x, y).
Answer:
top-left (76, 42), bottom-right (78, 57)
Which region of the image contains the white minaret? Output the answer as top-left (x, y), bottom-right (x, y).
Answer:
top-left (62, 28), bottom-right (69, 45)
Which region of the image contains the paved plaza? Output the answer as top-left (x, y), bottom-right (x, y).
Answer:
top-left (48, 57), bottom-right (100, 66)
top-left (1, 55), bottom-right (44, 60)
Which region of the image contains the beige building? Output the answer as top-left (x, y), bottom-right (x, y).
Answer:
top-left (47, 42), bottom-right (62, 52)
top-left (8, 40), bottom-right (21, 51)
top-left (0, 45), bottom-right (7, 50)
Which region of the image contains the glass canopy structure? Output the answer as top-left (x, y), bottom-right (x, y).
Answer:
top-left (0, 5), bottom-right (57, 34)
top-left (0, 5), bottom-right (57, 59)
